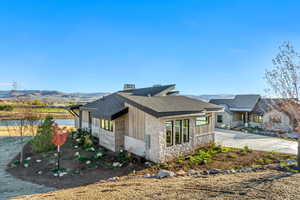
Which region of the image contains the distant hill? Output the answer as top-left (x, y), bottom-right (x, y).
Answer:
top-left (0, 90), bottom-right (108, 103)
top-left (186, 94), bottom-right (235, 102)
top-left (0, 90), bottom-right (235, 104)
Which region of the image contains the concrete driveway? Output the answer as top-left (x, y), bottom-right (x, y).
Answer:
top-left (215, 129), bottom-right (298, 155)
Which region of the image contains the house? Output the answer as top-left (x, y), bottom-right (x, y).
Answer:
top-left (209, 95), bottom-right (294, 132)
top-left (69, 84), bottom-right (223, 163)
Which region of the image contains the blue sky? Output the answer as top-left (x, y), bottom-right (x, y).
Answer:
top-left (0, 0), bottom-right (300, 95)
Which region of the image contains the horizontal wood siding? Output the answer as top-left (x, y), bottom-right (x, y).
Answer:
top-left (127, 104), bottom-right (145, 141)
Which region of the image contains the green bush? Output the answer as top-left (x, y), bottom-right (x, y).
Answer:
top-left (31, 115), bottom-right (55, 153)
top-left (0, 105), bottom-right (13, 111)
top-left (187, 151), bottom-right (212, 164)
top-left (73, 129), bottom-right (93, 148)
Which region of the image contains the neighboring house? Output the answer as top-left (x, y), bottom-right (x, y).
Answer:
top-left (69, 84), bottom-right (223, 163)
top-left (209, 95), bottom-right (294, 132)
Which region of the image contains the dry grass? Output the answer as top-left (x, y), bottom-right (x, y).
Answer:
top-left (11, 170), bottom-right (300, 200)
top-left (0, 126), bottom-right (74, 137)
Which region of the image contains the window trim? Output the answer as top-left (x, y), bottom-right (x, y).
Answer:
top-left (195, 116), bottom-right (210, 126)
top-left (165, 119), bottom-right (189, 147)
top-left (99, 119), bottom-right (113, 132)
top-left (165, 121), bottom-right (174, 147)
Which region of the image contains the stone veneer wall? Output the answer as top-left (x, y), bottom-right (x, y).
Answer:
top-left (158, 115), bottom-right (216, 163)
top-left (144, 114), bottom-right (165, 163)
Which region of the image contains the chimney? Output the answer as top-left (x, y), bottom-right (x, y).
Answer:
top-left (123, 84), bottom-right (135, 91)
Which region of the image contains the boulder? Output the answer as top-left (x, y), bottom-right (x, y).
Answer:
top-left (176, 170), bottom-right (186, 176)
top-left (143, 173), bottom-right (152, 178)
top-left (208, 169), bottom-right (221, 174)
top-left (187, 170), bottom-right (198, 175)
top-left (156, 170), bottom-right (175, 178)
top-left (108, 177), bottom-right (119, 181)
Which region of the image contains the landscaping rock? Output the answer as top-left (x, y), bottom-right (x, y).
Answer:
top-left (143, 173), bottom-right (152, 178)
top-left (156, 170), bottom-right (175, 178)
top-left (187, 170), bottom-right (198, 175)
top-left (223, 170), bottom-right (231, 174)
top-left (176, 170), bottom-right (186, 176)
top-left (86, 160), bottom-right (91, 165)
top-left (59, 172), bottom-right (68, 177)
top-left (286, 159), bottom-right (296, 165)
top-left (108, 177), bottom-right (119, 181)
top-left (208, 169), bottom-right (221, 174)
top-left (112, 162), bottom-right (122, 168)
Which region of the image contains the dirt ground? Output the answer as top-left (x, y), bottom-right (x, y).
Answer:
top-left (6, 136), bottom-right (146, 189)
top-left (11, 170), bottom-right (300, 200)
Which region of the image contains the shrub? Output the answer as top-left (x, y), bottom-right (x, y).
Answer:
top-left (242, 146), bottom-right (252, 153)
top-left (227, 152), bottom-right (238, 159)
top-left (73, 129), bottom-right (93, 148)
top-left (31, 115), bottom-right (55, 153)
top-left (117, 150), bottom-right (132, 164)
top-left (187, 151), bottom-right (212, 164)
top-left (0, 105), bottom-right (13, 111)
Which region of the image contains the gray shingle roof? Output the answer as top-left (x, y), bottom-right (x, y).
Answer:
top-left (80, 84), bottom-right (223, 119)
top-left (209, 95), bottom-right (261, 112)
top-left (119, 93), bottom-right (223, 118)
top-left (253, 98), bottom-right (290, 114)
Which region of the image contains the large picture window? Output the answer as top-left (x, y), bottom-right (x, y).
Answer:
top-left (175, 120), bottom-right (182, 145)
top-left (182, 119), bottom-right (189, 143)
top-left (196, 116), bottom-right (209, 126)
top-left (252, 114), bottom-right (263, 123)
top-left (99, 119), bottom-right (113, 132)
top-left (165, 119), bottom-right (189, 147)
top-left (165, 121), bottom-right (173, 147)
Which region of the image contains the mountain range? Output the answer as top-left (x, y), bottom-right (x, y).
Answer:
top-left (0, 90), bottom-right (235, 103)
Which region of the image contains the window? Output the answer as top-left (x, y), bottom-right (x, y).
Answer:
top-left (270, 115), bottom-right (282, 124)
top-left (196, 116), bottom-right (209, 126)
top-left (175, 120), bottom-right (182, 145)
top-left (100, 119), bottom-right (105, 129)
top-left (252, 114), bottom-right (263, 123)
top-left (105, 120), bottom-right (109, 130)
top-left (165, 121), bottom-right (173, 147)
top-left (217, 115), bottom-right (223, 123)
top-left (182, 119), bottom-right (189, 143)
top-left (165, 119), bottom-right (189, 147)
top-left (99, 119), bottom-right (113, 131)
top-left (109, 121), bottom-right (113, 131)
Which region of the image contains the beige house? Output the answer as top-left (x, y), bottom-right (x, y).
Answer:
top-left (69, 84), bottom-right (223, 163)
top-left (209, 95), bottom-right (294, 132)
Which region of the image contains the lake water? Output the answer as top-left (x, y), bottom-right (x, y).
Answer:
top-left (0, 119), bottom-right (74, 126)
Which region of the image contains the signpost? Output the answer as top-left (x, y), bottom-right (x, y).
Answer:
top-left (52, 124), bottom-right (69, 175)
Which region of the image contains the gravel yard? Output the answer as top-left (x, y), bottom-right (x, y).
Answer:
top-left (11, 170), bottom-right (300, 200)
top-left (0, 137), bottom-right (54, 200)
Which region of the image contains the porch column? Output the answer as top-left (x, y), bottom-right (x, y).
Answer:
top-left (245, 112), bottom-right (248, 127)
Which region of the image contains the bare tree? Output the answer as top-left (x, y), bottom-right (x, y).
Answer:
top-left (265, 41), bottom-right (300, 167)
top-left (4, 107), bottom-right (41, 163)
